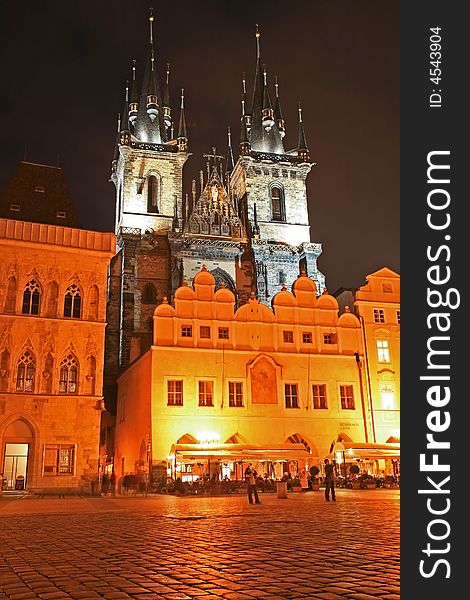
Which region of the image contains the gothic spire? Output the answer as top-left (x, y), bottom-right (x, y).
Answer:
top-left (133, 9), bottom-right (165, 144)
top-left (226, 126), bottom-right (235, 176)
top-left (162, 63), bottom-right (172, 131)
top-left (177, 88), bottom-right (188, 151)
top-left (119, 83), bottom-right (131, 146)
top-left (248, 25), bottom-right (284, 154)
top-left (297, 104), bottom-right (310, 162)
top-left (129, 60), bottom-right (139, 126)
top-left (274, 76), bottom-right (285, 139)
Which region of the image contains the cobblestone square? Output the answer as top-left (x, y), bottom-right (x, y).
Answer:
top-left (0, 489), bottom-right (399, 599)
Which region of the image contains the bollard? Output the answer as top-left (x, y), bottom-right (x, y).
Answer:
top-left (276, 480), bottom-right (288, 499)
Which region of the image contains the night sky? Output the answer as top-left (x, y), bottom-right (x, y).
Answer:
top-left (0, 0), bottom-right (399, 294)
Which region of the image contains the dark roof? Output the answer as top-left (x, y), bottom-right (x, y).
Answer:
top-left (0, 161), bottom-right (80, 227)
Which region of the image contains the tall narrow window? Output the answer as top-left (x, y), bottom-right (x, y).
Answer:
top-left (285, 383), bottom-right (299, 408)
top-left (43, 445), bottom-right (75, 476)
top-left (198, 381), bottom-right (214, 406)
top-left (270, 185), bottom-right (285, 221)
top-left (4, 277), bottom-right (17, 313)
top-left (64, 284), bottom-right (81, 319)
top-left (22, 279), bottom-right (41, 315)
top-left (377, 339), bottom-right (391, 363)
top-left (59, 354), bottom-right (78, 394)
top-left (16, 351), bottom-right (35, 392)
top-left (228, 382), bottom-right (243, 407)
top-left (167, 380), bottom-right (183, 406)
top-left (312, 384), bottom-right (328, 409)
top-left (142, 283), bottom-right (157, 304)
top-left (147, 175), bottom-right (159, 213)
top-left (340, 385), bottom-right (355, 410)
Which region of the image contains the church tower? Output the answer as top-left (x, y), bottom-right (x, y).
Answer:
top-left (230, 27), bottom-right (325, 303)
top-left (105, 13), bottom-right (189, 410)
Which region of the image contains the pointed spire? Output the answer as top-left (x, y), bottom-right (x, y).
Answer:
top-left (261, 67), bottom-right (275, 132)
top-left (119, 83), bottom-right (131, 146)
top-left (225, 126), bottom-right (235, 176)
top-left (129, 60), bottom-right (139, 126)
top-left (239, 107), bottom-right (251, 156)
top-left (241, 74), bottom-right (251, 134)
top-left (297, 103), bottom-right (310, 162)
top-left (133, 9), bottom-right (164, 143)
top-left (162, 63), bottom-right (172, 130)
top-left (274, 76), bottom-right (285, 139)
top-left (248, 24), bottom-right (284, 154)
top-left (177, 88), bottom-right (187, 151)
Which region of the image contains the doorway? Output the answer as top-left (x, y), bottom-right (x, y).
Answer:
top-left (3, 443), bottom-right (29, 490)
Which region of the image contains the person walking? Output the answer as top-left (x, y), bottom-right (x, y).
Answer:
top-left (324, 458), bottom-right (336, 501)
top-left (244, 464), bottom-right (261, 504)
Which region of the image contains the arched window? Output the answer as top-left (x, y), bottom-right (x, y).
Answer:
top-left (16, 350), bottom-right (35, 392)
top-left (147, 175), bottom-right (159, 213)
top-left (22, 279), bottom-right (41, 315)
top-left (142, 283), bottom-right (157, 304)
top-left (4, 277), bottom-right (17, 313)
top-left (59, 353), bottom-right (78, 394)
top-left (87, 285), bottom-right (99, 320)
top-left (47, 281), bottom-right (59, 317)
top-left (63, 284), bottom-right (81, 319)
top-left (270, 185), bottom-right (285, 222)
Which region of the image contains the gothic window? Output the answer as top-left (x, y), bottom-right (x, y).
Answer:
top-left (42, 353), bottom-right (53, 394)
top-left (47, 281), bottom-right (59, 317)
top-left (63, 284), bottom-right (81, 319)
top-left (87, 285), bottom-right (99, 320)
top-left (16, 350), bottom-right (35, 392)
top-left (142, 283), bottom-right (157, 304)
top-left (147, 175), bottom-right (159, 213)
top-left (270, 185), bottom-right (285, 222)
top-left (22, 279), bottom-right (41, 315)
top-left (0, 349), bottom-right (10, 391)
top-left (4, 277), bottom-right (17, 313)
top-left (59, 353), bottom-right (79, 394)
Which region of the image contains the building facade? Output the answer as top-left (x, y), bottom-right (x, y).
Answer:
top-left (104, 19), bottom-right (326, 415)
top-left (0, 164), bottom-right (115, 493)
top-left (114, 267), bottom-right (399, 484)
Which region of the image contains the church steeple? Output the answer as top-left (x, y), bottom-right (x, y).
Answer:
top-left (274, 76), bottom-right (285, 139)
top-left (225, 126), bottom-right (235, 180)
top-left (177, 88), bottom-right (187, 151)
top-left (129, 60), bottom-right (139, 126)
top-left (297, 104), bottom-right (310, 162)
top-left (162, 63), bottom-right (172, 131)
top-left (248, 25), bottom-right (284, 154)
top-left (119, 82), bottom-right (131, 146)
top-left (133, 10), bottom-right (165, 143)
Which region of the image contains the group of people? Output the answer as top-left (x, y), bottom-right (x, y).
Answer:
top-left (244, 458), bottom-right (337, 504)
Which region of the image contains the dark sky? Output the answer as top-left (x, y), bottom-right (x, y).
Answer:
top-left (0, 0), bottom-right (399, 294)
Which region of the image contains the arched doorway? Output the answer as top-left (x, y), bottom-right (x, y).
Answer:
top-left (2, 419), bottom-right (34, 491)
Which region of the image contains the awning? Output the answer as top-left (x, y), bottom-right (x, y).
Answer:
top-left (332, 441), bottom-right (400, 461)
top-left (170, 443), bottom-right (313, 463)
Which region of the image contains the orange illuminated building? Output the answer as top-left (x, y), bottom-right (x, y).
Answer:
top-left (115, 266), bottom-right (400, 483)
top-left (0, 163), bottom-right (115, 493)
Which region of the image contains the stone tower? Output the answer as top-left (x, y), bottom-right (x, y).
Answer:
top-left (229, 27), bottom-right (325, 303)
top-left (105, 13), bottom-right (189, 411)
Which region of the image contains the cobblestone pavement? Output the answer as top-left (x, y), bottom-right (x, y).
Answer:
top-left (0, 489), bottom-right (399, 600)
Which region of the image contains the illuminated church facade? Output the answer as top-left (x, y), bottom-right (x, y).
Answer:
top-left (109, 18), bottom-right (400, 483)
